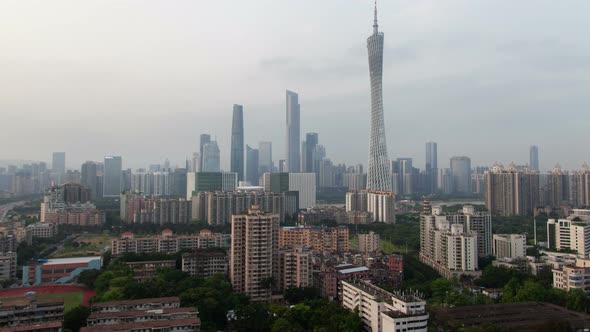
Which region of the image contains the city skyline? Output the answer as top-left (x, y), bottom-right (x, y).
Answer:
top-left (2, 1), bottom-right (590, 170)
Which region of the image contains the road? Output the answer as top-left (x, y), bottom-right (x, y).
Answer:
top-left (0, 201), bottom-right (26, 222)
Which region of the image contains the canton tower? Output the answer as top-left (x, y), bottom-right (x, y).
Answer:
top-left (366, 1), bottom-right (392, 192)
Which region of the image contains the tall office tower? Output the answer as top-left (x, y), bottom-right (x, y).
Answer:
top-left (485, 163), bottom-right (539, 216)
top-left (231, 105), bottom-right (245, 181)
top-left (450, 156), bottom-right (472, 195)
top-left (246, 145), bottom-right (260, 185)
top-left (366, 4), bottom-right (391, 192)
top-left (191, 152), bottom-right (200, 173)
top-left (258, 141), bottom-right (273, 174)
top-left (103, 156), bottom-right (122, 197)
top-left (81, 161), bottom-right (102, 198)
top-left (278, 160), bottom-right (287, 173)
top-left (303, 133), bottom-right (318, 173)
top-left (530, 145), bottom-right (539, 171)
top-left (202, 141), bottom-right (221, 172)
top-left (312, 145), bottom-right (326, 175)
top-left (286, 90), bottom-right (300, 173)
top-left (396, 158), bottom-right (413, 195)
top-left (572, 164), bottom-right (590, 208)
top-left (425, 142), bottom-right (438, 194)
top-left (52, 152), bottom-right (66, 174)
top-left (199, 134), bottom-right (211, 171)
top-left (230, 206), bottom-right (280, 302)
top-left (52, 152), bottom-right (66, 184)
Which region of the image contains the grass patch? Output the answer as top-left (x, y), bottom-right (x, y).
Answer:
top-left (40, 292), bottom-right (83, 312)
top-left (0, 292), bottom-right (83, 312)
top-left (380, 240), bottom-right (409, 254)
top-left (51, 233), bottom-right (115, 258)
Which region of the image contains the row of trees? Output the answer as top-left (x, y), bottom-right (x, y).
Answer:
top-left (429, 265), bottom-right (590, 313)
top-left (77, 253), bottom-right (362, 332)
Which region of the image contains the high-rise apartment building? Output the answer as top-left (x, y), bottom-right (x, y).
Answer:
top-left (547, 209), bottom-right (590, 256)
top-left (572, 164), bottom-right (590, 208)
top-left (420, 206), bottom-right (481, 279)
top-left (530, 145), bottom-right (539, 172)
top-left (286, 90), bottom-right (300, 173)
top-left (450, 156), bottom-right (471, 195)
top-left (279, 226), bottom-right (349, 252)
top-left (246, 145), bottom-right (259, 185)
top-left (230, 105), bottom-right (244, 181)
top-left (103, 156), bottom-right (122, 197)
top-left (278, 246), bottom-right (313, 292)
top-left (230, 207), bottom-right (280, 302)
top-left (493, 234), bottom-right (526, 259)
top-left (485, 164), bottom-right (539, 216)
top-left (425, 142), bottom-right (438, 194)
top-left (202, 141), bottom-right (220, 172)
top-left (542, 165), bottom-right (570, 208)
top-left (258, 141), bottom-right (273, 174)
top-left (366, 6), bottom-right (391, 192)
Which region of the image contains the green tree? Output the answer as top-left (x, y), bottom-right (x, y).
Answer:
top-left (63, 305), bottom-right (90, 332)
top-left (514, 280), bottom-right (546, 302)
top-left (271, 318), bottom-right (304, 332)
top-left (431, 278), bottom-right (452, 303)
top-left (77, 269), bottom-right (101, 288)
top-left (566, 289), bottom-right (589, 312)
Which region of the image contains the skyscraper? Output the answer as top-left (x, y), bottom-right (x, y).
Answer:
top-left (103, 156), bottom-right (122, 197)
top-left (202, 141), bottom-right (220, 172)
top-left (230, 105), bottom-right (244, 181)
top-left (258, 141), bottom-right (273, 174)
top-left (450, 156), bottom-right (472, 195)
top-left (425, 142), bottom-right (438, 193)
top-left (530, 145), bottom-right (539, 171)
top-left (286, 90), bottom-right (300, 173)
top-left (52, 152), bottom-right (66, 174)
top-left (199, 134), bottom-right (211, 171)
top-left (366, 3), bottom-right (391, 192)
top-left (81, 161), bottom-right (103, 198)
top-left (304, 133), bottom-right (318, 173)
top-left (246, 145), bottom-right (259, 185)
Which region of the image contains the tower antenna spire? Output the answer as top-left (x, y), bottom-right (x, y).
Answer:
top-left (373, 0), bottom-right (379, 33)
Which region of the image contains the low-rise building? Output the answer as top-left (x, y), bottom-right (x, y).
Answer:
top-left (547, 209), bottom-right (590, 256)
top-left (279, 226), bottom-right (349, 252)
top-left (90, 297), bottom-right (181, 313)
top-left (0, 297), bottom-right (64, 328)
top-left (0, 252), bottom-right (17, 281)
top-left (22, 256), bottom-right (101, 286)
top-left (126, 260), bottom-right (176, 282)
top-left (86, 306), bottom-right (198, 326)
top-left (553, 257), bottom-right (590, 295)
top-left (493, 234), bottom-right (526, 259)
top-left (181, 249), bottom-right (228, 278)
top-left (111, 229), bottom-right (230, 256)
top-left (26, 223), bottom-right (58, 243)
top-left (0, 321), bottom-right (62, 332)
top-left (341, 280), bottom-right (429, 332)
top-left (358, 231), bottom-right (380, 255)
top-left (81, 318), bottom-right (201, 332)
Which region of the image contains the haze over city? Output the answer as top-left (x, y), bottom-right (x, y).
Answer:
top-left (2, 0), bottom-right (590, 170)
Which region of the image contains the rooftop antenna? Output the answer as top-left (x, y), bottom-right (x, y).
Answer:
top-left (373, 0), bottom-right (379, 33)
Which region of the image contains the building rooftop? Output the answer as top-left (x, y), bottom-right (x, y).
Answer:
top-left (92, 296), bottom-right (180, 308)
top-left (88, 307), bottom-right (197, 319)
top-left (435, 302), bottom-right (590, 331)
top-left (81, 318), bottom-right (201, 332)
top-left (338, 266), bottom-right (369, 274)
top-left (0, 321), bottom-right (62, 332)
top-left (42, 256), bottom-right (101, 265)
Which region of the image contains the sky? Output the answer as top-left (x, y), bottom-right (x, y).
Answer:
top-left (1, 0), bottom-right (589, 171)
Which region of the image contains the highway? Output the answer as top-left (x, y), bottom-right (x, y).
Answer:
top-left (0, 201), bottom-right (26, 222)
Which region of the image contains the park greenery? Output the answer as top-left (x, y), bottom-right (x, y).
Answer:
top-left (75, 253), bottom-right (362, 332)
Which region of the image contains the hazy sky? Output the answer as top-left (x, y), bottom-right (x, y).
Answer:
top-left (1, 0), bottom-right (589, 171)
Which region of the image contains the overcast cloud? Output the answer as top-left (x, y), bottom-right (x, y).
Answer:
top-left (1, 0), bottom-right (589, 171)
